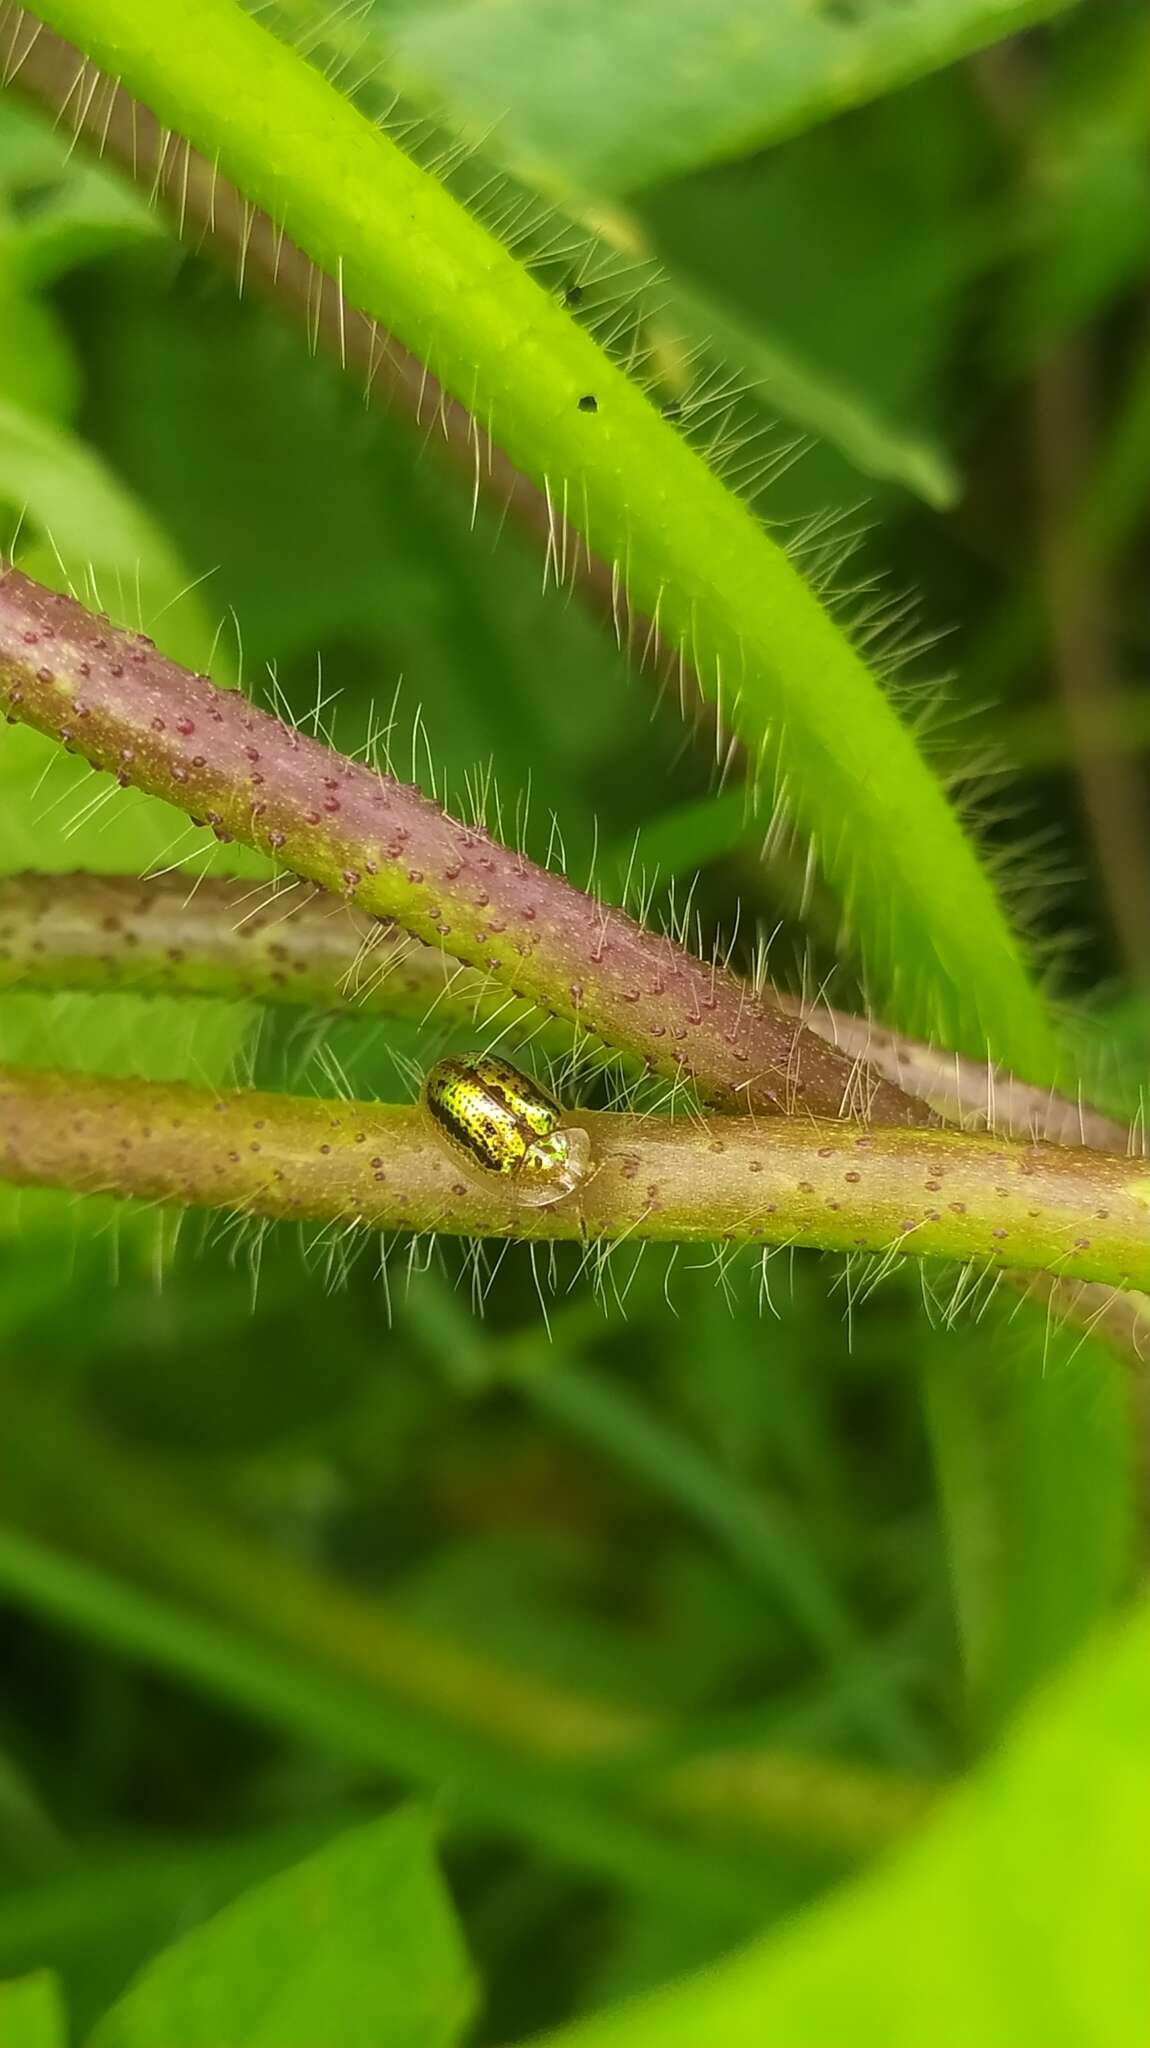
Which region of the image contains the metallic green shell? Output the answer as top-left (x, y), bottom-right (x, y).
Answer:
top-left (422, 1054), bottom-right (561, 1175)
top-left (422, 1055), bottom-right (591, 1204)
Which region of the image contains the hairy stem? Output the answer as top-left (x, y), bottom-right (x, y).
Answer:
top-left (0, 564), bottom-right (920, 1123)
top-left (0, 870), bottom-right (1138, 1158)
top-left (2, 1067), bottom-right (1146, 1290)
top-left (13, 0), bottom-right (1061, 1077)
top-left (0, 870), bottom-right (552, 1036)
top-left (6, 870), bottom-right (1142, 1361)
top-left (789, 1000), bottom-right (1137, 1152)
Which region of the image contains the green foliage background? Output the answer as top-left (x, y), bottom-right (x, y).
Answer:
top-left (0, 0), bottom-right (1147, 2040)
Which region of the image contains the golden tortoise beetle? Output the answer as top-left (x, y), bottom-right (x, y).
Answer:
top-left (422, 1054), bottom-right (593, 1208)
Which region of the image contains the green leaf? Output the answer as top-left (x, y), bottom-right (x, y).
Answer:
top-left (1001, 2), bottom-right (1150, 366)
top-left (10, 169), bottom-right (158, 291)
top-left (921, 1318), bottom-right (1135, 1736)
top-left (368, 0), bottom-right (1081, 196)
top-left (637, 78), bottom-right (983, 519)
top-left (0, 267), bottom-right (77, 421)
top-left (528, 1599), bottom-right (1150, 2048)
top-left (0, 396), bottom-right (207, 661)
top-left (0, 93), bottom-right (156, 293)
top-left (88, 1809), bottom-right (476, 2048)
top-left (0, 1972), bottom-right (67, 2048)
top-left (282, 6), bottom-right (961, 503)
top-left (0, 1820), bottom-right (369, 2040)
top-left (659, 277), bottom-right (958, 510)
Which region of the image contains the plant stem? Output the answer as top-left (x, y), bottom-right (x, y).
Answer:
top-left (13, 0), bottom-right (1061, 1075)
top-left (789, 999), bottom-right (1135, 1151)
top-left (3, 872), bottom-right (1140, 1158)
top-left (0, 563), bottom-right (920, 1123)
top-left (1, 1067), bottom-right (1146, 1290)
top-left (0, 870), bottom-right (552, 1037)
top-left (4, 870), bottom-right (1144, 1362)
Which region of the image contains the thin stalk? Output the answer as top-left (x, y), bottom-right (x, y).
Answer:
top-left (1, 1068), bottom-right (1146, 1290)
top-left (789, 1000), bottom-right (1137, 1152)
top-left (1030, 338), bottom-right (1150, 987)
top-left (0, 871), bottom-right (551, 1039)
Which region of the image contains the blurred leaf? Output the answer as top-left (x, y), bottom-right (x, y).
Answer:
top-left (8, 173), bottom-right (157, 293)
top-left (0, 98), bottom-right (145, 426)
top-left (0, 1745), bottom-right (63, 1876)
top-left (87, 1809), bottom-right (476, 2048)
top-left (531, 1599), bottom-right (1150, 2048)
top-left (0, 267), bottom-right (77, 421)
top-left (601, 790), bottom-right (750, 902)
top-left (0, 1972), bottom-right (66, 2048)
top-left (367, 0), bottom-right (1081, 197)
top-left (1002, 1), bottom-right (1150, 366)
top-left (0, 1826), bottom-right (390, 2045)
top-left (0, 1817), bottom-right (365, 2038)
top-left (662, 278), bottom-right (958, 508)
top-left (0, 102), bottom-right (155, 294)
top-left (0, 99), bottom-right (74, 189)
top-left (921, 1314), bottom-right (1135, 1736)
top-left (0, 1512), bottom-right (772, 1919)
top-left (637, 73), bottom-right (985, 523)
top-left (0, 396), bottom-right (214, 665)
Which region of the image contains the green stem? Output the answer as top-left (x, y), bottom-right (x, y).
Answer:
top-left (2, 872), bottom-right (1135, 1154)
top-left (2, 1067), bottom-right (1146, 1290)
top-left (16, 0), bottom-right (1060, 1079)
top-left (0, 564), bottom-right (920, 1124)
top-left (4, 870), bottom-right (1143, 1360)
top-left (0, 869), bottom-right (551, 1035)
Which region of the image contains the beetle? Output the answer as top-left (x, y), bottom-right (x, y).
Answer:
top-left (422, 1054), bottom-right (593, 1208)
